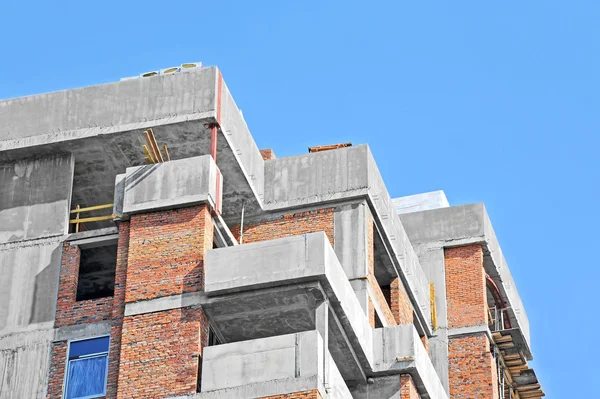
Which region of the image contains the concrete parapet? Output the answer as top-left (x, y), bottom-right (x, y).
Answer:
top-left (372, 325), bottom-right (448, 399)
top-left (398, 203), bottom-right (532, 358)
top-left (199, 330), bottom-right (351, 399)
top-left (114, 155), bottom-right (221, 218)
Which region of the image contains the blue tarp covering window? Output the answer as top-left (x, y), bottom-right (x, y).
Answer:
top-left (65, 337), bottom-right (109, 399)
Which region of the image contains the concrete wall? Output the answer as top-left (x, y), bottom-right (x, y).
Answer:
top-left (199, 330), bottom-right (351, 399)
top-left (0, 153), bottom-right (74, 398)
top-left (117, 155), bottom-right (221, 216)
top-left (399, 203), bottom-right (531, 354)
top-left (263, 145), bottom-right (432, 334)
top-left (0, 154), bottom-right (73, 243)
top-left (0, 67), bottom-right (218, 151)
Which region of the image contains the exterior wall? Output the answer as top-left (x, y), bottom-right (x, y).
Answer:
top-left (46, 342), bottom-right (68, 399)
top-left (400, 374), bottom-right (419, 399)
top-left (117, 306), bottom-right (208, 399)
top-left (47, 223), bottom-right (130, 399)
top-left (262, 391), bottom-right (322, 399)
top-left (367, 217), bottom-right (396, 326)
top-left (231, 208), bottom-right (335, 246)
top-left (118, 205), bottom-right (213, 399)
top-left (106, 222), bottom-right (130, 399)
top-left (445, 245), bottom-right (487, 328)
top-left (445, 244), bottom-right (498, 399)
top-left (55, 243), bottom-right (113, 328)
top-left (125, 205), bottom-right (213, 302)
top-left (391, 277), bottom-right (413, 325)
top-left (448, 335), bottom-right (498, 399)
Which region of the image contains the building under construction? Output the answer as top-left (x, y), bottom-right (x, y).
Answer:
top-left (0, 65), bottom-right (544, 399)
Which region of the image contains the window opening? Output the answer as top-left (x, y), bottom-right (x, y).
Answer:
top-left (65, 336), bottom-right (109, 399)
top-left (77, 244), bottom-right (117, 301)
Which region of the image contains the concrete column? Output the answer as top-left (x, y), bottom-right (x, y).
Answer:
top-left (414, 246), bottom-right (449, 394)
top-left (315, 301), bottom-right (329, 388)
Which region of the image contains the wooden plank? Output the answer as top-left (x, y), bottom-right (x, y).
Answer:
top-left (517, 383), bottom-right (541, 391)
top-left (69, 215), bottom-right (116, 224)
top-left (147, 128), bottom-right (164, 162)
top-left (143, 144), bottom-right (155, 164)
top-left (70, 203), bottom-right (114, 213)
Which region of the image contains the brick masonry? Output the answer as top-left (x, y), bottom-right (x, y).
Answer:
top-left (117, 205), bottom-right (213, 398)
top-left (55, 243), bottom-right (113, 328)
top-left (231, 208), bottom-right (335, 246)
top-left (117, 306), bottom-right (208, 399)
top-left (367, 217), bottom-right (397, 327)
top-left (259, 148), bottom-right (276, 160)
top-left (125, 205), bottom-right (213, 303)
top-left (390, 277), bottom-right (413, 325)
top-left (400, 374), bottom-right (419, 399)
top-left (47, 222), bottom-right (131, 399)
top-left (445, 245), bottom-right (487, 329)
top-left (46, 342), bottom-right (67, 399)
top-left (448, 334), bottom-right (498, 399)
top-left (445, 244), bottom-right (498, 399)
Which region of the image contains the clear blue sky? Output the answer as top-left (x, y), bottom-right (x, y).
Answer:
top-left (1, 1), bottom-right (598, 396)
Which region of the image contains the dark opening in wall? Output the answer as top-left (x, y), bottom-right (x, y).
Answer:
top-left (76, 244), bottom-right (117, 301)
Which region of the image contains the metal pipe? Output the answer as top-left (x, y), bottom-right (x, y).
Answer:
top-left (239, 201), bottom-right (245, 244)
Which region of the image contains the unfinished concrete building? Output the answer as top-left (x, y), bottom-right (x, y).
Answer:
top-left (0, 66), bottom-right (544, 399)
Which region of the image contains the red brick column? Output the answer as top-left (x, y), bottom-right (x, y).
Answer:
top-left (105, 222), bottom-right (130, 399)
top-left (400, 374), bottom-right (419, 399)
top-left (117, 205), bottom-right (213, 399)
top-left (445, 244), bottom-right (498, 399)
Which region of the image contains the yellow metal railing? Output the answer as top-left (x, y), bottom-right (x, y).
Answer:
top-left (70, 203), bottom-right (115, 233)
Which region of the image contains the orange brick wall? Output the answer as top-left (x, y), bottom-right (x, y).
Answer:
top-left (400, 374), bottom-right (419, 399)
top-left (445, 244), bottom-right (487, 328)
top-left (262, 390), bottom-right (323, 399)
top-left (390, 277), bottom-right (413, 324)
top-left (46, 342), bottom-right (67, 399)
top-left (448, 334), bottom-right (499, 399)
top-left (117, 306), bottom-right (208, 399)
top-left (125, 205), bottom-right (213, 302)
top-left (48, 223), bottom-right (131, 399)
top-left (55, 243), bottom-right (113, 327)
top-left (366, 218), bottom-right (396, 326)
top-left (106, 222), bottom-right (130, 399)
top-left (260, 148), bottom-right (276, 160)
top-left (231, 208), bottom-right (335, 246)
top-left (445, 244), bottom-right (498, 399)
